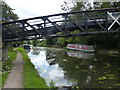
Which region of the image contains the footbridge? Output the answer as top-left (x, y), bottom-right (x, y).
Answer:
top-left (2, 8), bottom-right (120, 42)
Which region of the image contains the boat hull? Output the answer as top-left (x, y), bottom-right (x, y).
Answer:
top-left (67, 44), bottom-right (95, 52)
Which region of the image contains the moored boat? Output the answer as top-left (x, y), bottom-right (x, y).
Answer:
top-left (23, 44), bottom-right (31, 49)
top-left (67, 44), bottom-right (95, 52)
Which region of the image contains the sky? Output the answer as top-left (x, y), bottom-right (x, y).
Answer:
top-left (5, 0), bottom-right (65, 20)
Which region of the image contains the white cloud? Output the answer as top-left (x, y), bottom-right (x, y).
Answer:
top-left (5, 0), bottom-right (65, 19)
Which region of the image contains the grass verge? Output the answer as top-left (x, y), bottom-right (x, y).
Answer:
top-left (2, 49), bottom-right (17, 87)
top-left (8, 49), bottom-right (17, 61)
top-left (16, 48), bottom-right (48, 88)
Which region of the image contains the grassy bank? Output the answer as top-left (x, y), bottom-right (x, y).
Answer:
top-left (8, 49), bottom-right (17, 60)
top-left (16, 48), bottom-right (48, 88)
top-left (2, 49), bottom-right (17, 87)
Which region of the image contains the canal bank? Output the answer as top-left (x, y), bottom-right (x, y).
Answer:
top-left (2, 48), bottom-right (48, 88)
top-left (16, 48), bottom-right (48, 88)
top-left (40, 45), bottom-right (120, 55)
top-left (3, 47), bottom-right (120, 88)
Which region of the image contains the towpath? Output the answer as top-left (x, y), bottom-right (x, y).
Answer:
top-left (4, 51), bottom-right (24, 88)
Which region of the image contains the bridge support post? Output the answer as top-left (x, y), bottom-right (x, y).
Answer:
top-left (0, 31), bottom-right (2, 61)
top-left (0, 41), bottom-right (2, 61)
top-left (2, 42), bottom-right (8, 61)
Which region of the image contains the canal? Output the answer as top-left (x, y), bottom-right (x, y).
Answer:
top-left (27, 47), bottom-right (120, 88)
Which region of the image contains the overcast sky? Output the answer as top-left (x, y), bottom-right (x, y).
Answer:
top-left (5, 0), bottom-right (65, 20)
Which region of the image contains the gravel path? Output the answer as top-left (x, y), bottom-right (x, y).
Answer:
top-left (4, 52), bottom-right (24, 88)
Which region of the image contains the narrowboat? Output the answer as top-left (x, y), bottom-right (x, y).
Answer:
top-left (23, 44), bottom-right (31, 49)
top-left (67, 44), bottom-right (95, 52)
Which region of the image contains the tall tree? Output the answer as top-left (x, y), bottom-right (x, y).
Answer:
top-left (1, 1), bottom-right (19, 23)
top-left (1, 1), bottom-right (19, 47)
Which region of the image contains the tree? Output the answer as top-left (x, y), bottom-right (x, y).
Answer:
top-left (62, 0), bottom-right (120, 12)
top-left (68, 1), bottom-right (120, 49)
top-left (32, 40), bottom-right (40, 46)
top-left (1, 2), bottom-right (19, 23)
top-left (61, 0), bottom-right (76, 12)
top-left (1, 1), bottom-right (19, 48)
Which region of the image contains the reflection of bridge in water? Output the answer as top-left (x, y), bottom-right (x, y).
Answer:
top-left (2, 8), bottom-right (120, 42)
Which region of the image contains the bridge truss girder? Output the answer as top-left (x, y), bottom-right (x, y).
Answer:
top-left (2, 8), bottom-right (120, 42)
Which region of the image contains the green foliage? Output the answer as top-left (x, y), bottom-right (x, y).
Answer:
top-left (2, 72), bottom-right (9, 87)
top-left (114, 83), bottom-right (120, 86)
top-left (101, 2), bottom-right (120, 8)
top-left (37, 40), bottom-right (47, 47)
top-left (97, 74), bottom-right (117, 81)
top-left (71, 2), bottom-right (83, 12)
top-left (8, 50), bottom-right (17, 61)
top-left (46, 38), bottom-right (54, 45)
top-left (97, 76), bottom-right (107, 80)
top-left (1, 2), bottom-right (19, 22)
top-left (1, 1), bottom-right (19, 50)
top-left (59, 2), bottom-right (120, 49)
top-left (56, 38), bottom-right (66, 47)
top-left (101, 2), bottom-right (112, 8)
top-left (16, 48), bottom-right (48, 88)
top-left (43, 30), bottom-right (120, 49)
top-left (2, 50), bottom-right (17, 74)
top-left (16, 48), bottom-right (29, 61)
top-left (2, 59), bottom-right (12, 74)
top-left (32, 40), bottom-right (40, 46)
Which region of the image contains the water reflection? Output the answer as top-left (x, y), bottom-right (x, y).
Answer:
top-left (28, 47), bottom-right (120, 88)
top-left (25, 49), bottom-right (31, 53)
top-left (67, 51), bottom-right (94, 59)
top-left (28, 47), bottom-right (75, 87)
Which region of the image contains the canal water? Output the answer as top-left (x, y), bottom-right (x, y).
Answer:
top-left (27, 47), bottom-right (120, 88)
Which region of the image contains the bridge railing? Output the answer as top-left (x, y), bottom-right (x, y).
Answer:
top-left (2, 8), bottom-right (120, 42)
